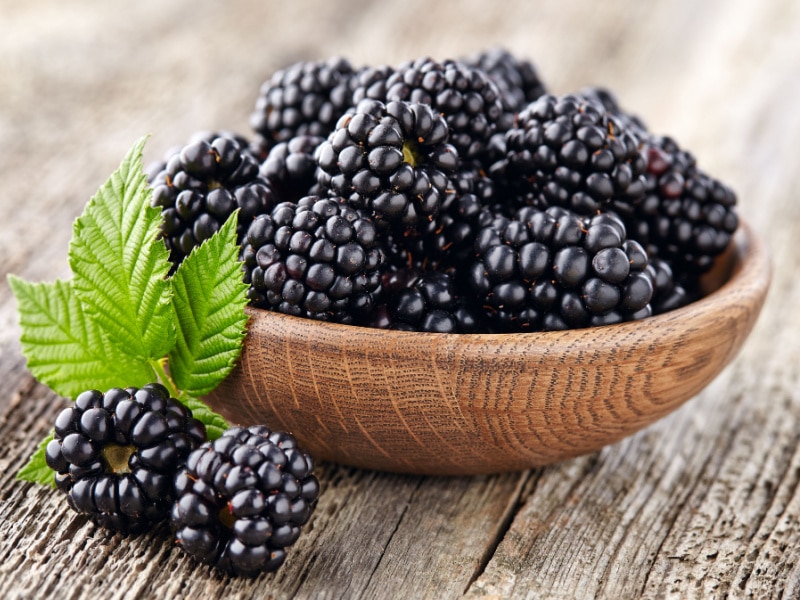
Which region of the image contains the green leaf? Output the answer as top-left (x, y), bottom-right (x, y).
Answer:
top-left (182, 396), bottom-right (229, 441)
top-left (69, 136), bottom-right (175, 361)
top-left (8, 276), bottom-right (154, 399)
top-left (169, 211), bottom-right (249, 397)
top-left (17, 433), bottom-right (56, 488)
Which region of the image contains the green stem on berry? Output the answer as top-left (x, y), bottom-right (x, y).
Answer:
top-left (402, 141), bottom-right (423, 167)
top-left (148, 358), bottom-right (181, 400)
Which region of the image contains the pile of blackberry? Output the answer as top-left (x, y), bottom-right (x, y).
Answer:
top-left (150, 47), bottom-right (738, 333)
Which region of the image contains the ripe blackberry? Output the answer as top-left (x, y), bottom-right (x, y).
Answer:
top-left (629, 135), bottom-right (738, 276)
top-left (646, 256), bottom-right (700, 314)
top-left (44, 384), bottom-right (206, 534)
top-left (494, 93), bottom-right (647, 218)
top-left (428, 164), bottom-right (499, 268)
top-left (461, 47), bottom-right (547, 131)
top-left (364, 269), bottom-right (484, 333)
top-left (361, 57), bottom-right (504, 159)
top-left (468, 206), bottom-right (653, 331)
top-left (150, 133), bottom-right (278, 268)
top-left (241, 196), bottom-right (384, 323)
top-left (249, 57), bottom-right (355, 152)
top-left (578, 86), bottom-right (648, 135)
top-left (171, 425), bottom-right (319, 577)
top-left (260, 135), bottom-right (325, 202)
top-left (315, 99), bottom-right (458, 227)
top-left (145, 130), bottom-right (254, 182)
top-left (350, 64), bottom-right (396, 104)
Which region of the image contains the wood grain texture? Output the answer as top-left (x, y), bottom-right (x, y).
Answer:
top-left (206, 222), bottom-right (770, 475)
top-left (1, 0), bottom-right (798, 598)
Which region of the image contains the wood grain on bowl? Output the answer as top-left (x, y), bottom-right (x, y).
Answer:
top-left (206, 220), bottom-right (770, 475)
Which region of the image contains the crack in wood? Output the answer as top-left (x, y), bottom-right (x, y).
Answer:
top-left (464, 470), bottom-right (535, 594)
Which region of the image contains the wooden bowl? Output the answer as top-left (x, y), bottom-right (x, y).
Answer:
top-left (206, 220), bottom-right (771, 475)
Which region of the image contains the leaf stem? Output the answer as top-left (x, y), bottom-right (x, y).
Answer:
top-left (148, 358), bottom-right (181, 399)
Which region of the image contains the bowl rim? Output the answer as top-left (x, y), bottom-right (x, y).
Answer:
top-left (242, 218), bottom-right (770, 343)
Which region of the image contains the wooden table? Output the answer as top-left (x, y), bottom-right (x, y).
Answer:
top-left (1, 1), bottom-right (797, 597)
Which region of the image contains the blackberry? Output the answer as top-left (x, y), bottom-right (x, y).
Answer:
top-left (145, 130), bottom-right (254, 182)
top-left (578, 86), bottom-right (648, 135)
top-left (260, 135), bottom-right (325, 202)
top-left (379, 165), bottom-right (499, 272)
top-left (150, 133), bottom-right (278, 268)
top-left (629, 135), bottom-right (738, 276)
top-left (468, 206), bottom-right (653, 331)
top-left (241, 196), bottom-right (384, 323)
top-left (427, 164), bottom-right (498, 269)
top-left (44, 384), bottom-right (206, 534)
top-left (249, 57), bottom-right (355, 152)
top-left (493, 93), bottom-right (647, 218)
top-left (350, 64), bottom-right (396, 104)
top-left (315, 99), bottom-right (458, 227)
top-left (461, 47), bottom-right (547, 131)
top-left (646, 256), bottom-right (700, 314)
top-left (365, 269), bottom-right (484, 333)
top-left (171, 425), bottom-right (319, 577)
top-left (360, 57), bottom-right (504, 159)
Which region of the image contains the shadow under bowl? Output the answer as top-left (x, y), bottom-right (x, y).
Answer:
top-left (206, 220), bottom-right (771, 475)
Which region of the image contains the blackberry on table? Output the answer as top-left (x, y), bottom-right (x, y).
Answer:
top-left (468, 206), bottom-right (654, 331)
top-left (315, 99), bottom-right (458, 227)
top-left (359, 57), bottom-right (504, 159)
top-left (170, 425), bottom-right (320, 577)
top-left (150, 133), bottom-right (278, 268)
top-left (241, 196), bottom-right (384, 324)
top-left (249, 57), bottom-right (355, 152)
top-left (628, 135), bottom-right (738, 277)
top-left (493, 93), bottom-right (648, 218)
top-left (44, 384), bottom-right (207, 534)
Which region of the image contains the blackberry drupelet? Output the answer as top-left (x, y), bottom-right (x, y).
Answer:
top-left (468, 206), bottom-right (654, 331)
top-left (365, 269), bottom-right (484, 333)
top-left (315, 99), bottom-right (458, 227)
top-left (493, 93), bottom-right (648, 218)
top-left (241, 196), bottom-right (384, 323)
top-left (170, 425), bottom-right (320, 577)
top-left (249, 57), bottom-right (355, 152)
top-left (44, 384), bottom-right (207, 534)
top-left (150, 133), bottom-right (278, 268)
top-left (260, 135), bottom-right (325, 202)
top-left (359, 57), bottom-right (504, 159)
top-left (629, 135), bottom-right (738, 277)
top-left (461, 48), bottom-right (547, 131)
